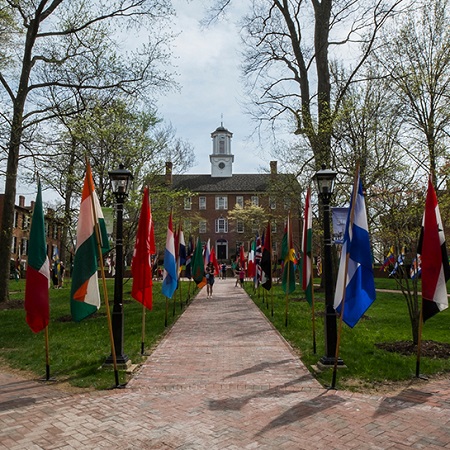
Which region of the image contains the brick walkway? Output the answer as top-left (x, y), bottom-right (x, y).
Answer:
top-left (1, 278), bottom-right (449, 449)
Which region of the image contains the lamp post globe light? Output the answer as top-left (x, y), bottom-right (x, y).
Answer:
top-left (106, 164), bottom-right (133, 365)
top-left (314, 164), bottom-right (342, 367)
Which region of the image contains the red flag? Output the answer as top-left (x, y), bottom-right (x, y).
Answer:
top-left (239, 245), bottom-right (246, 268)
top-left (131, 187), bottom-right (155, 310)
top-left (210, 247), bottom-right (220, 275)
top-left (261, 221), bottom-right (272, 290)
top-left (418, 177), bottom-right (450, 321)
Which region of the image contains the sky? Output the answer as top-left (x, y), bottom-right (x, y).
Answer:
top-left (10, 0), bottom-right (279, 204)
top-left (157, 0), bottom-right (274, 175)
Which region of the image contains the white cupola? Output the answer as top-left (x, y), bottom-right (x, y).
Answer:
top-left (210, 122), bottom-right (234, 177)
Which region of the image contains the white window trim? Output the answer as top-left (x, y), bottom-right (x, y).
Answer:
top-left (215, 196), bottom-right (228, 210)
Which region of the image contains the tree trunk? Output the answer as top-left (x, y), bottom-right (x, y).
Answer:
top-left (59, 139), bottom-right (77, 267)
top-left (0, 16), bottom-right (39, 302)
top-left (0, 113), bottom-right (22, 302)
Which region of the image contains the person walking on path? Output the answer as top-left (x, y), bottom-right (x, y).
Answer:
top-left (221, 262), bottom-right (227, 279)
top-left (239, 267), bottom-right (245, 287)
top-left (206, 262), bottom-right (215, 298)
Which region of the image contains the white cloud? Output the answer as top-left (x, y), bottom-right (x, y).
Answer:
top-left (157, 0), bottom-right (276, 175)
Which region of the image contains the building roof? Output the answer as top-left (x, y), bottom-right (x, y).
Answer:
top-left (170, 174), bottom-right (273, 193)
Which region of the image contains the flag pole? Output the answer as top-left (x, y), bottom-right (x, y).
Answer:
top-left (310, 257), bottom-right (317, 354)
top-left (165, 297), bottom-right (169, 327)
top-left (86, 158), bottom-right (120, 387)
top-left (141, 303), bottom-right (146, 355)
top-left (285, 273), bottom-right (289, 327)
top-left (271, 288), bottom-right (274, 317)
top-left (44, 325), bottom-right (50, 381)
top-left (331, 164), bottom-right (359, 389)
top-left (179, 276), bottom-right (183, 310)
top-left (416, 300), bottom-right (424, 378)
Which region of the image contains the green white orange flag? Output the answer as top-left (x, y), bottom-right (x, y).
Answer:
top-left (302, 187), bottom-right (313, 306)
top-left (70, 163), bottom-right (110, 322)
top-left (25, 181), bottom-right (50, 333)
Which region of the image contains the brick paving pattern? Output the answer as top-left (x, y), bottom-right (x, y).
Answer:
top-left (1, 278), bottom-right (449, 449)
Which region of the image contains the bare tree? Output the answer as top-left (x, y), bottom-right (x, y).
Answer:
top-left (207, 0), bottom-right (404, 173)
top-left (0, 0), bottom-right (175, 302)
top-left (374, 0), bottom-right (450, 189)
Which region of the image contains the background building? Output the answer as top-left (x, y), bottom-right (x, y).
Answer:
top-left (0, 194), bottom-right (63, 277)
top-left (156, 123), bottom-right (302, 263)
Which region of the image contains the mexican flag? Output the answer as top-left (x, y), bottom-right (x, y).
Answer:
top-left (70, 163), bottom-right (110, 322)
top-left (25, 181), bottom-right (50, 333)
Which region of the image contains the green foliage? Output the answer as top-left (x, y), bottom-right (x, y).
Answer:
top-left (2, 278), bottom-right (195, 390)
top-left (246, 281), bottom-right (450, 391)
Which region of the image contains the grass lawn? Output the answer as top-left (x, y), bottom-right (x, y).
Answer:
top-left (245, 278), bottom-right (450, 392)
top-left (1, 278), bottom-right (196, 390)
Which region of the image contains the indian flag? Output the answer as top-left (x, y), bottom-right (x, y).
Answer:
top-left (70, 163), bottom-right (110, 322)
top-left (25, 181), bottom-right (50, 333)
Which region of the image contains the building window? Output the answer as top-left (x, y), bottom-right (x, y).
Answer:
top-left (269, 197), bottom-right (276, 209)
top-left (199, 220), bottom-right (207, 234)
top-left (184, 196), bottom-right (192, 210)
top-left (21, 238), bottom-right (28, 256)
top-left (236, 196), bottom-right (243, 208)
top-left (183, 220), bottom-right (192, 233)
top-left (237, 220), bottom-right (244, 233)
top-left (12, 236), bottom-right (17, 254)
top-left (219, 138), bottom-right (225, 154)
top-left (13, 212), bottom-right (18, 228)
top-left (52, 224), bottom-right (58, 239)
top-left (271, 222), bottom-right (277, 234)
top-left (251, 196), bottom-right (259, 206)
top-left (215, 218), bottom-right (228, 233)
top-left (215, 196), bottom-right (228, 210)
top-left (23, 215), bottom-right (30, 230)
top-left (199, 196), bottom-right (206, 210)
top-left (252, 221), bottom-right (259, 234)
top-left (284, 198), bottom-right (291, 210)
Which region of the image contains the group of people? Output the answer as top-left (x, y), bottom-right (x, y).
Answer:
top-left (204, 261), bottom-right (246, 298)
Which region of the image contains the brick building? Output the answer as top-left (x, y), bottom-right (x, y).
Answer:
top-left (159, 124), bottom-right (301, 263)
top-left (0, 194), bottom-right (63, 276)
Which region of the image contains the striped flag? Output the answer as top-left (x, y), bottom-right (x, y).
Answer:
top-left (24, 181), bottom-right (50, 333)
top-left (131, 187), bottom-right (155, 310)
top-left (70, 163), bottom-right (110, 322)
top-left (302, 188), bottom-right (313, 306)
top-left (161, 213), bottom-right (178, 298)
top-left (247, 239), bottom-right (256, 278)
top-left (418, 178), bottom-right (450, 322)
top-left (178, 224), bottom-right (186, 274)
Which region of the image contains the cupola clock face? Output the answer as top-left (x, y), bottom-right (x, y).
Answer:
top-left (218, 162), bottom-right (226, 169)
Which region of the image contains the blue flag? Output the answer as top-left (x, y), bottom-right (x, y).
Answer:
top-left (334, 173), bottom-right (376, 328)
top-left (162, 213), bottom-right (178, 298)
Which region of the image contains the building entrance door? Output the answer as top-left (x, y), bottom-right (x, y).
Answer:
top-left (216, 239), bottom-right (227, 260)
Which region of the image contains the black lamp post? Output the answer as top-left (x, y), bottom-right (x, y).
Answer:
top-left (314, 164), bottom-right (342, 366)
top-left (106, 164), bottom-right (133, 365)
